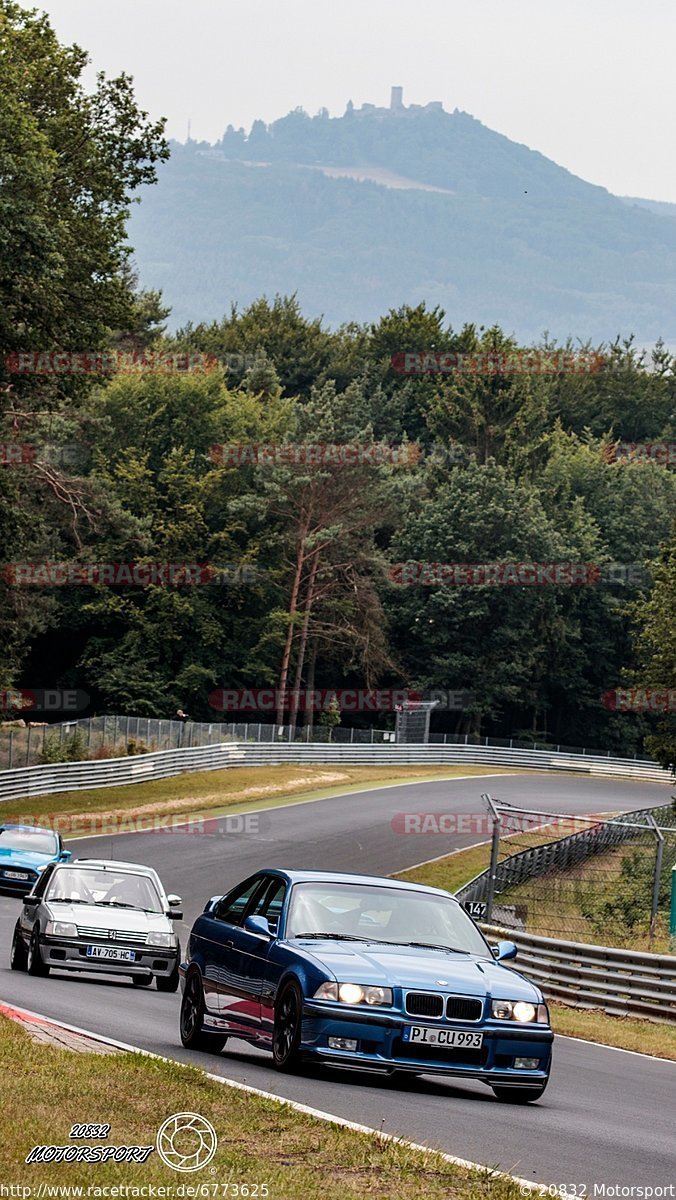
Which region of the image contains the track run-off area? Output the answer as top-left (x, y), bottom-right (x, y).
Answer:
top-left (1, 772), bottom-right (674, 1188)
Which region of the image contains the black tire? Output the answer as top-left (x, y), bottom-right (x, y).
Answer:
top-left (491, 1082), bottom-right (549, 1104)
top-left (132, 974), bottom-right (153, 987)
top-left (10, 925), bottom-right (27, 972)
top-left (157, 956), bottom-right (180, 993)
top-left (179, 970), bottom-right (227, 1053)
top-left (27, 927), bottom-right (50, 977)
top-left (272, 980), bottom-right (303, 1072)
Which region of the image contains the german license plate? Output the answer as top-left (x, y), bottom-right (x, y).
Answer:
top-left (5, 871), bottom-right (29, 880)
top-left (403, 1026), bottom-right (483, 1048)
top-left (86, 945), bottom-right (135, 962)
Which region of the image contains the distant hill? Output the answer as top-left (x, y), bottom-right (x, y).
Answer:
top-left (128, 100), bottom-right (676, 341)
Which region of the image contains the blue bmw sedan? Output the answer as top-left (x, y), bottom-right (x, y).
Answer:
top-left (179, 869), bottom-right (553, 1102)
top-left (0, 824), bottom-right (71, 896)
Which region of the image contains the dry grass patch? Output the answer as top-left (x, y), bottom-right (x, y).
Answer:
top-left (4, 764), bottom-right (517, 832)
top-left (0, 1015), bottom-right (524, 1198)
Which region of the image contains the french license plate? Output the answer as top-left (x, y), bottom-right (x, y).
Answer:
top-left (5, 871), bottom-right (29, 880)
top-left (403, 1026), bottom-right (483, 1048)
top-left (86, 945), bottom-right (135, 962)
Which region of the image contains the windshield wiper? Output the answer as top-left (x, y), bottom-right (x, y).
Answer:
top-left (388, 941), bottom-right (470, 954)
top-left (49, 897), bottom-right (91, 904)
top-left (293, 932), bottom-right (385, 942)
top-left (95, 900), bottom-right (137, 909)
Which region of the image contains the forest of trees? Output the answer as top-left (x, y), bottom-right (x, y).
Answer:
top-left (1, 1), bottom-right (675, 771)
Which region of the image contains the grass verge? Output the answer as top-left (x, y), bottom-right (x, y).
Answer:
top-left (4, 764), bottom-right (518, 835)
top-left (395, 839), bottom-right (676, 1059)
top-left (548, 1003), bottom-right (676, 1059)
top-left (0, 1014), bottom-right (524, 1197)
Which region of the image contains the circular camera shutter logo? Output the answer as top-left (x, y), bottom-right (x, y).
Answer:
top-left (156, 1112), bottom-right (217, 1172)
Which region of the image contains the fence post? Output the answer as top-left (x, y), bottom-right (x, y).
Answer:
top-left (8, 730), bottom-right (13, 769)
top-left (485, 807), bottom-right (501, 924)
top-left (26, 723), bottom-right (32, 766)
top-left (647, 815), bottom-right (664, 938)
top-left (670, 865), bottom-right (676, 948)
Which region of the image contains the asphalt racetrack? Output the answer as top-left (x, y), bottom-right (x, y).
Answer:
top-left (2, 772), bottom-right (674, 1187)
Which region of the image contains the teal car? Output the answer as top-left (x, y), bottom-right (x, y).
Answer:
top-left (0, 824), bottom-right (71, 896)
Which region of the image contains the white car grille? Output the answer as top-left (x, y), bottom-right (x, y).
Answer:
top-left (75, 925), bottom-right (149, 946)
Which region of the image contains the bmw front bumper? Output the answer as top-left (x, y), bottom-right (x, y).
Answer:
top-left (300, 999), bottom-right (553, 1085)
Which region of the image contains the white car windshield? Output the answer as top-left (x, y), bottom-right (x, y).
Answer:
top-left (286, 882), bottom-right (490, 956)
top-left (0, 827), bottom-right (58, 856)
top-left (46, 867), bottom-right (164, 913)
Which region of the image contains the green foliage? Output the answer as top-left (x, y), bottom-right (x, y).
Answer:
top-left (40, 729), bottom-right (88, 764)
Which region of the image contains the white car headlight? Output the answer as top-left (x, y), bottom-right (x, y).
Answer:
top-left (147, 932), bottom-right (177, 948)
top-left (46, 920), bottom-right (77, 938)
top-left (313, 982), bottom-right (393, 1006)
top-left (492, 999), bottom-right (547, 1023)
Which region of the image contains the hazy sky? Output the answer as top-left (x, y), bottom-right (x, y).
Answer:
top-left (38, 0), bottom-right (676, 202)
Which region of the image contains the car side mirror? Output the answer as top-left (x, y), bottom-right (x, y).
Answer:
top-left (166, 894), bottom-right (183, 920)
top-left (493, 940), bottom-right (518, 961)
top-left (60, 850), bottom-right (72, 861)
top-left (244, 914), bottom-right (272, 938)
top-left (24, 894), bottom-right (40, 906)
top-left (203, 895), bottom-right (222, 915)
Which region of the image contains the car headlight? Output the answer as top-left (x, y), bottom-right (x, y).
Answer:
top-left (492, 999), bottom-right (548, 1023)
top-left (313, 982), bottom-right (393, 1006)
top-left (45, 920), bottom-right (77, 938)
top-left (147, 932), bottom-right (177, 948)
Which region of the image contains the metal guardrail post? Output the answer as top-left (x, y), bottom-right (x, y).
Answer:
top-left (670, 865), bottom-right (676, 948)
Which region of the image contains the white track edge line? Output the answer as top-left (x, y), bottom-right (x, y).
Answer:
top-left (0, 998), bottom-right (552, 1190)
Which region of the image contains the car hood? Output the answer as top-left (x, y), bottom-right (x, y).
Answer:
top-left (44, 903), bottom-right (172, 933)
top-left (0, 847), bottom-right (53, 868)
top-left (290, 940), bottom-right (539, 1001)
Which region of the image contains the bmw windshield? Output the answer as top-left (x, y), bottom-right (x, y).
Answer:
top-left (286, 882), bottom-right (491, 956)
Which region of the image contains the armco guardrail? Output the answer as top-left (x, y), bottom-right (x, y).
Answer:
top-left (456, 803), bottom-right (675, 910)
top-left (481, 923), bottom-right (676, 1022)
top-left (0, 740), bottom-right (672, 805)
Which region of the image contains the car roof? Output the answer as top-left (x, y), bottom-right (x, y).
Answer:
top-left (256, 868), bottom-right (456, 899)
top-left (69, 858), bottom-right (159, 876)
top-left (0, 823), bottom-right (58, 836)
